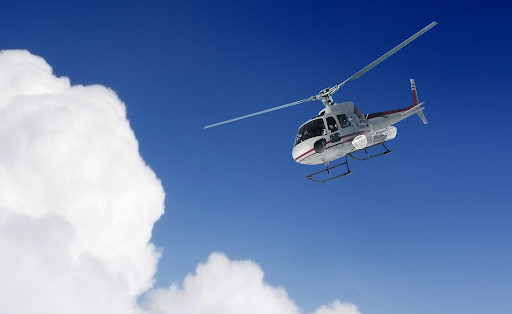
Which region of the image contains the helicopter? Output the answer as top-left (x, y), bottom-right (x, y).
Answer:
top-left (205, 21), bottom-right (437, 182)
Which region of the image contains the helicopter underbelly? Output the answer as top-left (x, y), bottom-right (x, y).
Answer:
top-left (301, 142), bottom-right (352, 165)
top-left (293, 131), bottom-right (366, 165)
top-left (293, 127), bottom-right (397, 165)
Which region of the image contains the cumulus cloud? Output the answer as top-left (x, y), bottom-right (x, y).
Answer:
top-left (314, 300), bottom-right (361, 314)
top-left (0, 50), bottom-right (359, 314)
top-left (143, 252), bottom-right (300, 314)
top-left (144, 252), bottom-right (360, 314)
top-left (0, 49), bottom-right (163, 313)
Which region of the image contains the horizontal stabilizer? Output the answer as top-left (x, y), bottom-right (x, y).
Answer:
top-left (401, 102), bottom-right (424, 116)
top-left (417, 110), bottom-right (428, 124)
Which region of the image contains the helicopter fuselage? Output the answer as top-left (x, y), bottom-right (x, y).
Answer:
top-left (292, 101), bottom-right (419, 165)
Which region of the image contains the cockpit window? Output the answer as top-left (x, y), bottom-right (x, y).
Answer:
top-left (294, 119), bottom-right (326, 146)
top-left (337, 114), bottom-right (351, 128)
top-left (326, 116), bottom-right (338, 132)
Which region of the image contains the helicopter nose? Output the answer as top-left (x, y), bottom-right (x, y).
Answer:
top-left (292, 137), bottom-right (324, 164)
top-left (292, 143), bottom-right (310, 163)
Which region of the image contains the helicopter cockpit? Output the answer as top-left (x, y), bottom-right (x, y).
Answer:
top-left (294, 118), bottom-right (326, 146)
top-left (294, 114), bottom-right (354, 147)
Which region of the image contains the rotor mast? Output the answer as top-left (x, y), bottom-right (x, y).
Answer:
top-left (317, 88), bottom-right (336, 107)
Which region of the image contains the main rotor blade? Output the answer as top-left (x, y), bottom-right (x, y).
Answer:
top-left (204, 96), bottom-right (316, 129)
top-left (204, 22), bottom-right (437, 129)
top-left (329, 21), bottom-right (437, 95)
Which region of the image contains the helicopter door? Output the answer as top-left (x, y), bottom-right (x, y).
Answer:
top-left (326, 116), bottom-right (341, 143)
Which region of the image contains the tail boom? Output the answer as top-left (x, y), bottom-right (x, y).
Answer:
top-left (366, 78), bottom-right (428, 128)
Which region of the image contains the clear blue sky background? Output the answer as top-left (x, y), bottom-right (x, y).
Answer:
top-left (1, 1), bottom-right (511, 313)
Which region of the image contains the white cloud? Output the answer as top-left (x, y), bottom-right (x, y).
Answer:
top-left (314, 300), bottom-right (361, 314)
top-left (0, 49), bottom-right (163, 313)
top-left (0, 214), bottom-right (144, 314)
top-left (0, 50), bottom-right (360, 314)
top-left (143, 252), bottom-right (301, 314)
top-left (143, 252), bottom-right (361, 314)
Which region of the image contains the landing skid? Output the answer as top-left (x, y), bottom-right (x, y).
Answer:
top-left (306, 156), bottom-right (352, 183)
top-left (306, 143), bottom-right (393, 183)
top-left (348, 143), bottom-right (392, 161)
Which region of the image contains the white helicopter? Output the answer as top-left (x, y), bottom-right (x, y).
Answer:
top-left (205, 21), bottom-right (437, 182)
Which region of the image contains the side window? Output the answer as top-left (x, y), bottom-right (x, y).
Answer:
top-left (337, 114), bottom-right (351, 128)
top-left (326, 116), bottom-right (338, 132)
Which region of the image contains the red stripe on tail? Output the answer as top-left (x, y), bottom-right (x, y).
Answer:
top-left (410, 79), bottom-right (419, 106)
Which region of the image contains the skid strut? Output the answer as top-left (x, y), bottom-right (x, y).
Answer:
top-left (306, 156), bottom-right (352, 183)
top-left (348, 143), bottom-right (392, 161)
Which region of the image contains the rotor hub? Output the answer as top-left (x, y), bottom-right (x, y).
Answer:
top-left (319, 94), bottom-right (335, 107)
top-left (319, 88), bottom-right (331, 96)
top-left (315, 87), bottom-right (336, 107)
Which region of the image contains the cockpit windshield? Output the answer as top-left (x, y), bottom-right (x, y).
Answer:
top-left (294, 119), bottom-right (326, 146)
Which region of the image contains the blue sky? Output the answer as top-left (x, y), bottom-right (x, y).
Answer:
top-left (1, 1), bottom-right (511, 313)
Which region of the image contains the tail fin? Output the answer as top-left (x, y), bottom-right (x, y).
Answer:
top-left (410, 79), bottom-right (419, 106)
top-left (410, 79), bottom-right (428, 124)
